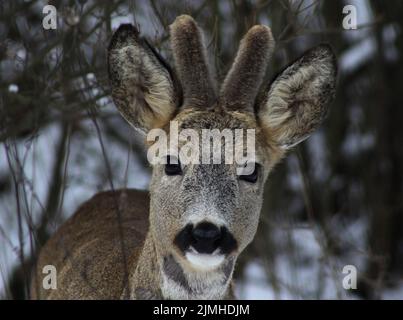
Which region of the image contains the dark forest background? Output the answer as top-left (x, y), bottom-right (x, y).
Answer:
top-left (0, 0), bottom-right (402, 299)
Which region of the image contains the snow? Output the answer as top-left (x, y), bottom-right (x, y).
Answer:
top-left (235, 217), bottom-right (390, 300)
top-left (8, 84), bottom-right (19, 93)
top-left (340, 37), bottom-right (376, 73)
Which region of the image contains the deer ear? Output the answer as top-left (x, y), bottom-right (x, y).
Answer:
top-left (108, 24), bottom-right (181, 134)
top-left (258, 44), bottom-right (337, 149)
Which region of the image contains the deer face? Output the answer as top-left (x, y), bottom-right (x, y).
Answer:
top-left (108, 16), bottom-right (337, 275)
top-left (148, 110), bottom-right (272, 272)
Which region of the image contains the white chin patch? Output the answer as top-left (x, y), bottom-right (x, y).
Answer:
top-left (185, 249), bottom-right (225, 271)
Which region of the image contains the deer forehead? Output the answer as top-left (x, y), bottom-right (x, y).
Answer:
top-left (148, 109), bottom-right (275, 166)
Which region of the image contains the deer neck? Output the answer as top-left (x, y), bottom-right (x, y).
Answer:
top-left (127, 231), bottom-right (161, 299)
top-left (128, 230), bottom-right (235, 300)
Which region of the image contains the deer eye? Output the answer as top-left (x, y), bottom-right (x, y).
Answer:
top-left (165, 155), bottom-right (182, 176)
top-left (239, 163), bottom-right (259, 183)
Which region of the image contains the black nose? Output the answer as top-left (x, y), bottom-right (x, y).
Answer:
top-left (174, 223), bottom-right (238, 255)
top-left (192, 223), bottom-right (221, 241)
top-left (191, 222), bottom-right (221, 254)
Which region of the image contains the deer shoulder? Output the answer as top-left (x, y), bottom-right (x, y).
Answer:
top-left (31, 189), bottom-right (149, 299)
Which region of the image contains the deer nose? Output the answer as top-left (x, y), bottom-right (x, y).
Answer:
top-left (191, 222), bottom-right (222, 254)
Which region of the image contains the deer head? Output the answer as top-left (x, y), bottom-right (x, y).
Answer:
top-left (108, 15), bottom-right (337, 299)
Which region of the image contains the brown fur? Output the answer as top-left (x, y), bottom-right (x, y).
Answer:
top-left (170, 15), bottom-right (216, 108)
top-left (32, 15), bottom-right (337, 300)
top-left (220, 25), bottom-right (274, 112)
top-left (258, 44), bottom-right (337, 148)
top-left (108, 24), bottom-right (180, 133)
top-left (31, 190), bottom-right (149, 299)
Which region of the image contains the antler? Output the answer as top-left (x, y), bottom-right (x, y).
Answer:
top-left (220, 25), bottom-right (275, 112)
top-left (170, 15), bottom-right (216, 108)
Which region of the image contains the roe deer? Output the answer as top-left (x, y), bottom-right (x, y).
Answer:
top-left (31, 15), bottom-right (337, 300)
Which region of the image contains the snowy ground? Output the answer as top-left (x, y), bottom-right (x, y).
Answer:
top-left (236, 225), bottom-right (403, 300)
